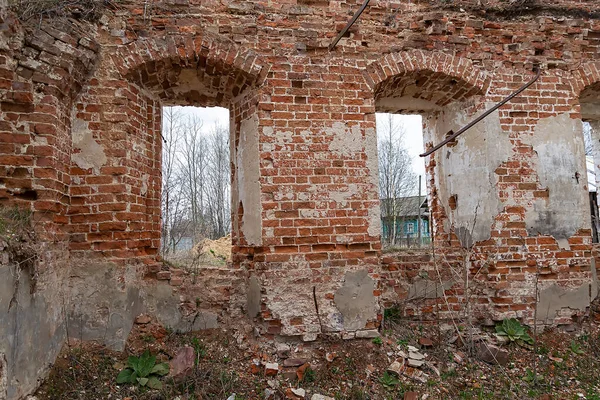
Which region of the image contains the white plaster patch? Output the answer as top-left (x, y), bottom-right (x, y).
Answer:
top-left (364, 126), bottom-right (382, 238)
top-left (71, 118), bottom-right (107, 174)
top-left (140, 174), bottom-right (149, 196)
top-left (334, 270), bottom-right (378, 331)
top-left (525, 113), bottom-right (589, 242)
top-left (263, 126), bottom-right (274, 137)
top-left (328, 122), bottom-right (363, 157)
top-left (330, 184), bottom-right (358, 206)
top-left (276, 130), bottom-right (293, 143)
top-left (237, 115), bottom-right (263, 246)
top-left (335, 235), bottom-right (351, 243)
top-left (300, 209), bottom-right (323, 218)
top-left (367, 204), bottom-right (382, 238)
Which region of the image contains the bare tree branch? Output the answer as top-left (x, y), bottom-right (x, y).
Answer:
top-left (378, 114), bottom-right (418, 247)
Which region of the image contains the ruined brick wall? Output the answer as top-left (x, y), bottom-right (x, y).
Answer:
top-left (1, 0), bottom-right (600, 396)
top-left (0, 10), bottom-right (102, 399)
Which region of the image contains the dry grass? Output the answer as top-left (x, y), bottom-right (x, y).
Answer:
top-left (8, 0), bottom-right (116, 22)
top-left (0, 205), bottom-right (37, 268)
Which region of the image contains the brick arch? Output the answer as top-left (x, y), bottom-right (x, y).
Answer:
top-left (110, 33), bottom-right (269, 106)
top-left (575, 62), bottom-right (600, 120)
top-left (574, 62), bottom-right (600, 96)
top-left (364, 50), bottom-right (490, 112)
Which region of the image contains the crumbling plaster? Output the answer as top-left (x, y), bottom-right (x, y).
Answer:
top-left (259, 262), bottom-right (323, 340)
top-left (246, 275), bottom-right (261, 318)
top-left (537, 260), bottom-right (598, 323)
top-left (365, 126), bottom-right (382, 238)
top-left (0, 262), bottom-right (67, 400)
top-left (327, 122), bottom-right (381, 238)
top-left (70, 117), bottom-right (107, 174)
top-left (334, 269), bottom-right (378, 332)
top-left (526, 113), bottom-right (589, 246)
top-left (425, 102), bottom-right (511, 247)
top-left (67, 262), bottom-right (218, 351)
top-left (260, 265), bottom-right (380, 341)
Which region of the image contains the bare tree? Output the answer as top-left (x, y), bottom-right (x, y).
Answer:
top-left (378, 114), bottom-right (417, 247)
top-left (161, 107), bottom-right (190, 254)
top-left (179, 116), bottom-right (208, 240)
top-left (161, 107), bottom-right (233, 258)
top-left (204, 123), bottom-right (231, 239)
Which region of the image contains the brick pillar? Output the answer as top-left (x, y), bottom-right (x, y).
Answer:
top-left (242, 69), bottom-right (382, 339)
top-left (422, 101), bottom-right (511, 249)
top-left (231, 91), bottom-right (263, 258)
top-left (422, 99), bottom-right (556, 250)
top-left (422, 70), bottom-right (594, 324)
top-left (69, 80), bottom-right (162, 263)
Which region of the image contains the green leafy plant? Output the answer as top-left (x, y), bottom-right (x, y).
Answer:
top-left (495, 318), bottom-right (534, 345)
top-left (536, 344), bottom-right (549, 355)
top-left (116, 350), bottom-right (169, 389)
top-left (302, 366), bottom-right (316, 383)
top-left (570, 340), bottom-right (585, 355)
top-left (379, 371), bottom-right (400, 390)
top-left (586, 388), bottom-right (600, 400)
top-left (372, 337), bottom-right (383, 345)
top-left (522, 368), bottom-right (536, 383)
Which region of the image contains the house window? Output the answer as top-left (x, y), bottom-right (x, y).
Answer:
top-left (406, 223), bottom-right (414, 234)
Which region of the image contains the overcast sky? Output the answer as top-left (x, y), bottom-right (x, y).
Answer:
top-left (168, 106), bottom-right (427, 194)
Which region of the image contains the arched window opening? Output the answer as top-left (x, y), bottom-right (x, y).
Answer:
top-left (161, 106), bottom-right (231, 261)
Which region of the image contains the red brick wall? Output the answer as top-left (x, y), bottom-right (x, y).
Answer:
top-left (0, 19), bottom-right (99, 245)
top-left (1, 1), bottom-right (600, 336)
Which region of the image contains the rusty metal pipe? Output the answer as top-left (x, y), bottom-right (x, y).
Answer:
top-left (328, 0), bottom-right (371, 51)
top-left (420, 68), bottom-right (541, 158)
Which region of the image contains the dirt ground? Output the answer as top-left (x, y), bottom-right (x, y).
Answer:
top-left (34, 313), bottom-right (600, 400)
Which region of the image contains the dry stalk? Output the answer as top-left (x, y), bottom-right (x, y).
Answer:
top-left (533, 259), bottom-right (540, 386)
top-left (431, 203), bottom-right (524, 396)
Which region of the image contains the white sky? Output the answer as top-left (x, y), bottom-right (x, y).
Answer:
top-left (169, 105), bottom-right (230, 135)
top-left (375, 113), bottom-right (426, 187)
top-left (169, 106), bottom-right (426, 194)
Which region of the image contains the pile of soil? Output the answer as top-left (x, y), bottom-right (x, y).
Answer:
top-left (193, 234), bottom-right (231, 262)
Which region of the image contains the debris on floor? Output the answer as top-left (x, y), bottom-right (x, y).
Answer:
top-left (34, 316), bottom-right (600, 399)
